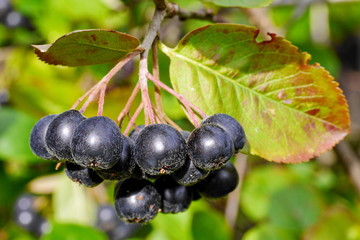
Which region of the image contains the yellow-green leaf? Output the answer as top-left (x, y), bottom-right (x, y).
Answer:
top-left (161, 24), bottom-right (350, 163)
top-left (33, 29), bottom-right (141, 67)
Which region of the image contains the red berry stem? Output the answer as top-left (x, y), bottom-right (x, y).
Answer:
top-left (71, 50), bottom-right (141, 113)
top-left (146, 72), bottom-right (207, 127)
top-left (124, 102), bottom-right (144, 136)
top-left (116, 83), bottom-right (140, 127)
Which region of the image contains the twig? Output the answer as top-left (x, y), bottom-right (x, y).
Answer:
top-left (147, 73), bottom-right (200, 127)
top-left (151, 36), bottom-right (181, 128)
top-left (334, 141), bottom-right (360, 196)
top-left (166, 3), bottom-right (224, 22)
top-left (225, 154), bottom-right (247, 228)
top-left (152, 37), bottom-right (164, 117)
top-left (71, 84), bottom-right (97, 109)
top-left (97, 84), bottom-right (106, 116)
top-left (73, 50), bottom-right (141, 113)
top-left (147, 72), bottom-right (207, 118)
top-left (124, 103), bottom-right (144, 136)
top-left (153, 0), bottom-right (167, 10)
top-left (116, 83), bottom-right (140, 126)
top-left (138, 7), bottom-right (167, 125)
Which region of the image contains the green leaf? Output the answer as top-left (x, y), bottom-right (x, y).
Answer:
top-left (53, 174), bottom-right (97, 225)
top-left (191, 211), bottom-right (232, 240)
top-left (268, 184), bottom-right (324, 231)
top-left (161, 24), bottom-right (350, 163)
top-left (0, 107), bottom-right (39, 163)
top-left (41, 223), bottom-right (107, 240)
top-left (241, 166), bottom-right (295, 221)
top-left (202, 0), bottom-right (273, 8)
top-left (243, 224), bottom-right (297, 240)
top-left (33, 30), bottom-right (141, 66)
top-left (303, 207), bottom-right (360, 240)
top-left (151, 211), bottom-right (193, 240)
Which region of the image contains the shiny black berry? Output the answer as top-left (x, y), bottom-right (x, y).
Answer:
top-left (129, 125), bottom-right (145, 142)
top-left (196, 162), bottom-right (239, 198)
top-left (45, 110), bottom-right (85, 161)
top-left (202, 114), bottom-right (246, 151)
top-left (96, 136), bottom-right (136, 180)
top-left (188, 124), bottom-right (234, 170)
top-left (30, 114), bottom-right (57, 159)
top-left (114, 178), bottom-right (161, 223)
top-left (171, 158), bottom-right (209, 186)
top-left (155, 176), bottom-right (192, 213)
top-left (65, 162), bottom-right (103, 187)
top-left (134, 124), bottom-right (187, 175)
top-left (71, 116), bottom-right (124, 170)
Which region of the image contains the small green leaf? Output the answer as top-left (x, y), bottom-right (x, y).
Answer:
top-left (161, 24), bottom-right (350, 163)
top-left (33, 29), bottom-right (142, 66)
top-left (202, 0), bottom-right (273, 8)
top-left (41, 223), bottom-right (107, 240)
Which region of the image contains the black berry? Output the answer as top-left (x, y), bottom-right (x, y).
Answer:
top-left (71, 116), bottom-right (124, 170)
top-left (96, 136), bottom-right (136, 180)
top-left (196, 161), bottom-right (239, 198)
top-left (114, 178), bottom-right (161, 223)
top-left (131, 165), bottom-right (159, 180)
top-left (202, 114), bottom-right (246, 151)
top-left (188, 124), bottom-right (234, 170)
top-left (134, 124), bottom-right (187, 175)
top-left (181, 130), bottom-right (191, 141)
top-left (171, 158), bottom-right (209, 186)
top-left (45, 110), bottom-right (85, 161)
top-left (129, 125), bottom-right (145, 142)
top-left (30, 114), bottom-right (57, 160)
top-left (155, 176), bottom-right (192, 213)
top-left (65, 162), bottom-right (103, 187)
top-left (13, 194), bottom-right (50, 237)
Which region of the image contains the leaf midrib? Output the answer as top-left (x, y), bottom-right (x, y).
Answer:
top-left (168, 48), bottom-right (342, 130)
top-left (55, 41), bottom-right (138, 53)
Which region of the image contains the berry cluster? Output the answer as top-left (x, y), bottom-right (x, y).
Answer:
top-left (30, 111), bottom-right (246, 223)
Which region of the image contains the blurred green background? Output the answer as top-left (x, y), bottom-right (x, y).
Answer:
top-left (1, 0), bottom-right (360, 239)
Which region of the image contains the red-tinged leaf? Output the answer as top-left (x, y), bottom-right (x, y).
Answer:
top-left (33, 30), bottom-right (142, 67)
top-left (161, 24), bottom-right (350, 163)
